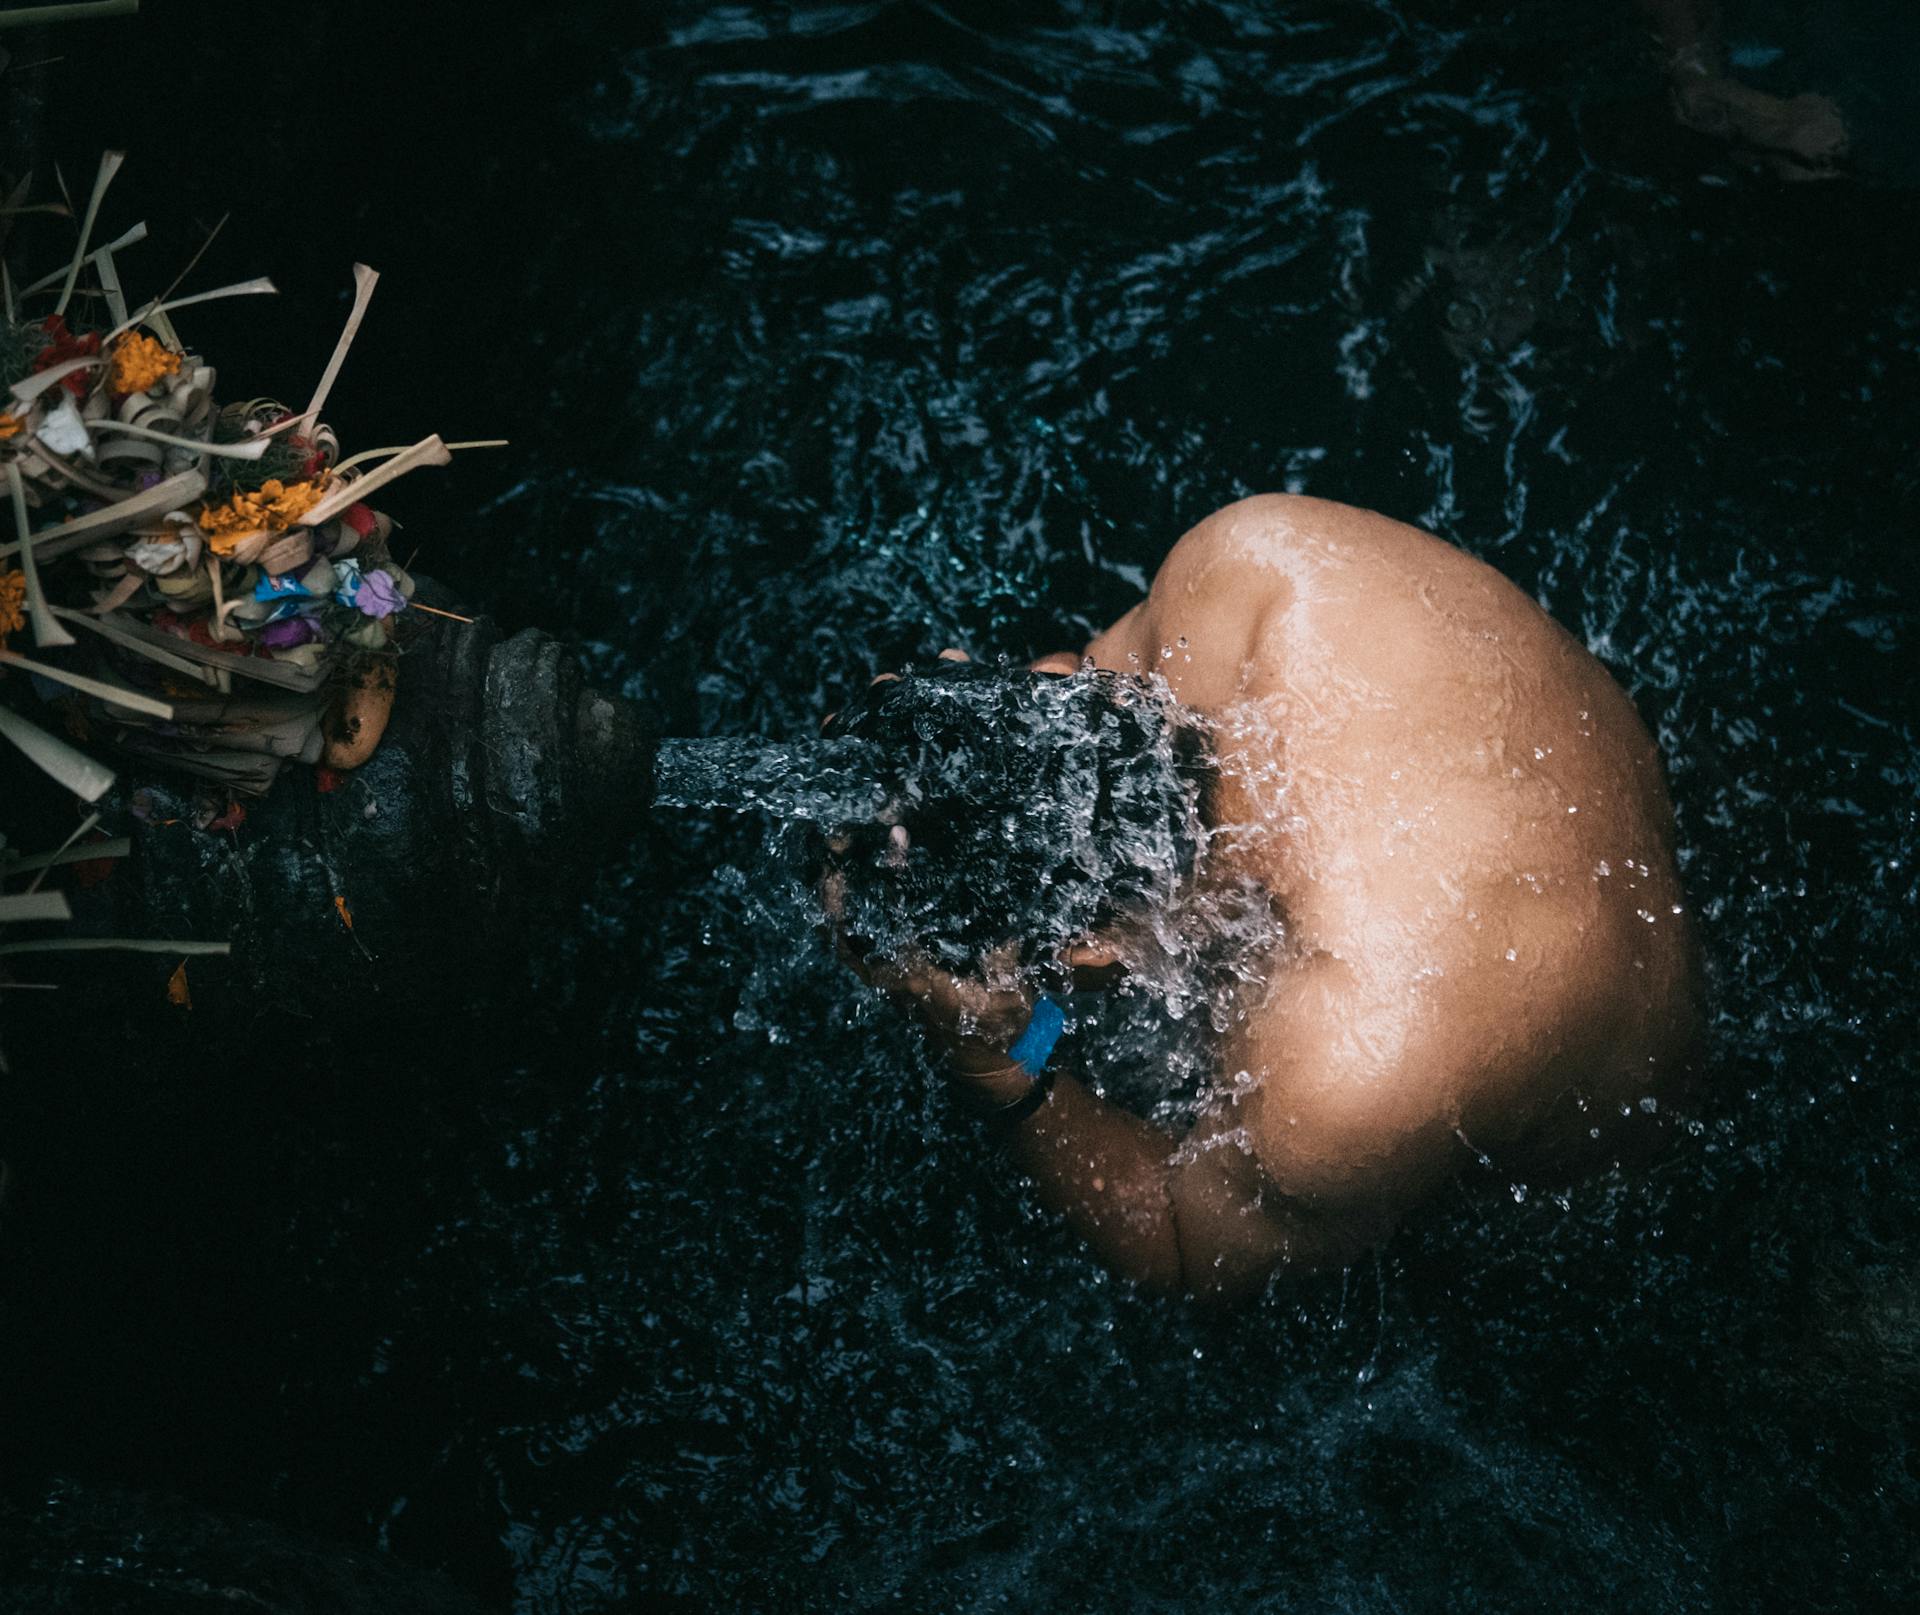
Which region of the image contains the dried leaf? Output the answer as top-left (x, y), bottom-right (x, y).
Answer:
top-left (0, 467), bottom-right (207, 563)
top-left (304, 262), bottom-right (379, 425)
top-left (55, 150), bottom-right (125, 317)
top-left (6, 460), bottom-right (76, 650)
top-left (0, 703), bottom-right (114, 800)
top-left (0, 647), bottom-right (174, 719)
top-left (0, 891), bottom-right (73, 924)
top-left (0, 937), bottom-right (231, 959)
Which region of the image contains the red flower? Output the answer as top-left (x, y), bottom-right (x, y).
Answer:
top-left (150, 608), bottom-right (264, 658)
top-left (33, 314), bottom-right (103, 397)
top-left (69, 833), bottom-right (122, 888)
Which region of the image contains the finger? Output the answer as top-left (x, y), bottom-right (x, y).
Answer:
top-left (1029, 651), bottom-right (1081, 676)
top-left (979, 939), bottom-right (1024, 988)
top-left (885, 824), bottom-right (910, 867)
top-left (819, 709), bottom-right (839, 734)
top-left (819, 873), bottom-right (872, 981)
top-left (937, 647), bottom-right (971, 663)
top-left (869, 671), bottom-right (900, 689)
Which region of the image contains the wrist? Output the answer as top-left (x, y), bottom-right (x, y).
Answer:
top-left (939, 994), bottom-right (1068, 1121)
top-left (943, 1056), bottom-right (1042, 1113)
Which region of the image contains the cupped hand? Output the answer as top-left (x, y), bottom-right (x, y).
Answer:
top-left (816, 642), bottom-right (1119, 1094)
top-left (864, 940), bottom-right (1038, 1076)
top-left (820, 874), bottom-right (1039, 1110)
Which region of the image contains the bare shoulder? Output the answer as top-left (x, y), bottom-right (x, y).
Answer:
top-left (1171, 501), bottom-right (1697, 1194)
top-left (1153, 493), bottom-right (1454, 579)
top-left (1090, 495), bottom-right (1551, 690)
top-left (1227, 859), bottom-right (1690, 1219)
top-left (1089, 495), bottom-right (1449, 699)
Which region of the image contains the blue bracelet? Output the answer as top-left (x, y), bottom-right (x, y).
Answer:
top-left (1006, 994), bottom-right (1068, 1077)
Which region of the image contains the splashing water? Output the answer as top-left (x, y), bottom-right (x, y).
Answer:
top-left (651, 736), bottom-right (894, 825)
top-left (6, 2), bottom-right (1919, 1612)
top-left (817, 660), bottom-right (1209, 968)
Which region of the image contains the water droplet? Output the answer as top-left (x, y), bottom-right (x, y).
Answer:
top-left (1175, 636), bottom-right (1189, 648)
top-left (1510, 1182), bottom-right (1528, 1203)
top-left (1504, 948), bottom-right (1517, 961)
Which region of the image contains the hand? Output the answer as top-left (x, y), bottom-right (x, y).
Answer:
top-left (821, 849), bottom-right (1038, 1082)
top-left (1671, 75), bottom-right (1849, 179)
top-left (816, 641), bottom-right (1121, 1099)
top-left (863, 939), bottom-right (1037, 1076)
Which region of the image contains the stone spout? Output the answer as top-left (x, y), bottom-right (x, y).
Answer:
top-left (64, 604), bottom-right (659, 1003)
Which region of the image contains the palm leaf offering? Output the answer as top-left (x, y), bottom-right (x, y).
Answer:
top-left (1, 153), bottom-right (501, 798)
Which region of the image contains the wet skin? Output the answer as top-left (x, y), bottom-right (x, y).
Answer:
top-left (863, 495), bottom-right (1700, 1300)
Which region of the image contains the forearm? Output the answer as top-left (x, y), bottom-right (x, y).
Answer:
top-left (856, 945), bottom-right (1355, 1296)
top-left (995, 1071), bottom-right (1188, 1291)
top-left (984, 1069), bottom-right (1337, 1300)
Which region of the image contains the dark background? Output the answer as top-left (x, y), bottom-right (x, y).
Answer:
top-left (4, 2), bottom-right (1918, 1610)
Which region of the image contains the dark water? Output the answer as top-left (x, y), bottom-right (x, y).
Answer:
top-left (5, 2), bottom-right (1919, 1610)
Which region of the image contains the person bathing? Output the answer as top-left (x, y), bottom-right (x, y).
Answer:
top-left (826, 495), bottom-right (1700, 1301)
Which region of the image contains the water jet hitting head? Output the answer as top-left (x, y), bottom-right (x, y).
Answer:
top-left (813, 661), bottom-right (1209, 967)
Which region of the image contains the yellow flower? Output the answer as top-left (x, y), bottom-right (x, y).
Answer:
top-left (0, 568), bottom-right (26, 647)
top-left (0, 412), bottom-right (23, 440)
top-left (197, 477), bottom-right (329, 556)
top-left (108, 332), bottom-right (183, 396)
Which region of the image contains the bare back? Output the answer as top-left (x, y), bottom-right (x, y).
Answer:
top-left (1085, 496), bottom-right (1698, 1221)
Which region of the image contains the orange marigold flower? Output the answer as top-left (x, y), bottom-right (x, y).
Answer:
top-left (197, 477), bottom-right (330, 554)
top-left (0, 412), bottom-right (24, 440)
top-left (0, 567), bottom-right (27, 646)
top-left (108, 332), bottom-right (183, 396)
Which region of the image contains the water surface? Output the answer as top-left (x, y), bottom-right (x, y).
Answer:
top-left (5, 2), bottom-right (1918, 1610)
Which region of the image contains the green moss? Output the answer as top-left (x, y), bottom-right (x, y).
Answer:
top-left (207, 415), bottom-right (317, 496)
top-left (0, 317), bottom-right (42, 393)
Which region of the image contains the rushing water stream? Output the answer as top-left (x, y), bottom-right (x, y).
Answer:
top-left (4, 2), bottom-right (1918, 1610)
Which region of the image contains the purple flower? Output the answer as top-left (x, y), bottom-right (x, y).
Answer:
top-left (258, 614), bottom-right (324, 648)
top-left (351, 567), bottom-right (406, 618)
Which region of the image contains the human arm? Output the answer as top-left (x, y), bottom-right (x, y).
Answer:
top-left (865, 948), bottom-right (1420, 1302)
top-left (990, 1066), bottom-right (1377, 1300)
top-left (1632, 0), bottom-right (1847, 174)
